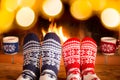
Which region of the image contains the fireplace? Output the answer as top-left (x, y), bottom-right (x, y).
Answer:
top-left (0, 3), bottom-right (118, 54)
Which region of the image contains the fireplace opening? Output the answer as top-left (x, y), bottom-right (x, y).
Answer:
top-left (1, 3), bottom-right (118, 55)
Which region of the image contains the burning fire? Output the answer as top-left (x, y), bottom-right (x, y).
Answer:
top-left (41, 22), bottom-right (68, 43)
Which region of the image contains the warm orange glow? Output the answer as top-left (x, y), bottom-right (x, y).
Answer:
top-left (16, 7), bottom-right (35, 28)
top-left (42, 0), bottom-right (63, 16)
top-left (48, 22), bottom-right (57, 32)
top-left (101, 8), bottom-right (120, 28)
top-left (41, 22), bottom-right (67, 43)
top-left (40, 0), bottom-right (63, 19)
top-left (18, 0), bottom-right (36, 8)
top-left (58, 26), bottom-right (67, 42)
top-left (70, 0), bottom-right (93, 20)
top-left (105, 0), bottom-right (120, 12)
top-left (1, 0), bottom-right (19, 11)
top-left (0, 9), bottom-right (15, 34)
top-left (41, 28), bottom-right (46, 37)
top-left (88, 0), bottom-right (106, 11)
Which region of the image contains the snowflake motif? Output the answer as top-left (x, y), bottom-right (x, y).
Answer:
top-left (63, 48), bottom-right (80, 66)
top-left (42, 50), bottom-right (61, 69)
top-left (101, 43), bottom-right (115, 52)
top-left (3, 44), bottom-right (16, 52)
top-left (23, 40), bottom-right (41, 68)
top-left (41, 39), bottom-right (61, 70)
top-left (81, 46), bottom-right (96, 65)
top-left (24, 52), bottom-right (40, 68)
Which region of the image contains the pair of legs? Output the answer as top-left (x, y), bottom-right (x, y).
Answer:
top-left (17, 32), bottom-right (61, 80)
top-left (62, 37), bottom-right (100, 80)
top-left (17, 32), bottom-right (100, 80)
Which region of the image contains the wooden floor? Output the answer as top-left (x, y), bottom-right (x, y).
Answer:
top-left (0, 51), bottom-right (120, 80)
top-left (0, 63), bottom-right (120, 80)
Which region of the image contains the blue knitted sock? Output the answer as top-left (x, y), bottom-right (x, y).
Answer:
top-left (17, 33), bottom-right (41, 80)
top-left (40, 32), bottom-right (62, 80)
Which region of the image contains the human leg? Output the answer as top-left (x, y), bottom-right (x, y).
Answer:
top-left (40, 32), bottom-right (62, 80)
top-left (80, 37), bottom-right (100, 80)
top-left (17, 33), bottom-right (41, 80)
top-left (62, 38), bottom-right (81, 80)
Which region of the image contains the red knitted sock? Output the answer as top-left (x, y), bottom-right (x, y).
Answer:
top-left (62, 38), bottom-right (81, 80)
top-left (80, 37), bottom-right (100, 80)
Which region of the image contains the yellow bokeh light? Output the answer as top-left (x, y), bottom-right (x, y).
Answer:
top-left (41, 0), bottom-right (63, 18)
top-left (18, 0), bottom-right (36, 8)
top-left (16, 7), bottom-right (35, 28)
top-left (0, 9), bottom-right (15, 34)
top-left (2, 0), bottom-right (20, 11)
top-left (70, 0), bottom-right (93, 20)
top-left (105, 0), bottom-right (120, 12)
top-left (101, 8), bottom-right (120, 28)
top-left (88, 0), bottom-right (106, 11)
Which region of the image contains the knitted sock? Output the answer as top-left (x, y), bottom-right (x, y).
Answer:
top-left (17, 33), bottom-right (41, 80)
top-left (80, 37), bottom-right (100, 80)
top-left (62, 38), bottom-right (81, 80)
top-left (40, 32), bottom-right (62, 80)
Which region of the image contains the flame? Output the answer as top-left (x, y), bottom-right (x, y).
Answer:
top-left (58, 26), bottom-right (67, 42)
top-left (41, 28), bottom-right (46, 37)
top-left (41, 22), bottom-right (67, 43)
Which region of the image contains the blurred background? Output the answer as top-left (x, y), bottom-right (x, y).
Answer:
top-left (0, 0), bottom-right (120, 46)
top-left (1, 1), bottom-right (120, 80)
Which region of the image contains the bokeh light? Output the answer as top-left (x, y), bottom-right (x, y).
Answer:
top-left (101, 8), bottom-right (120, 28)
top-left (0, 9), bottom-right (15, 34)
top-left (0, 0), bottom-right (120, 34)
top-left (18, 0), bottom-right (36, 8)
top-left (104, 0), bottom-right (120, 12)
top-left (16, 7), bottom-right (35, 28)
top-left (88, 0), bottom-right (106, 11)
top-left (1, 0), bottom-right (19, 11)
top-left (41, 0), bottom-right (63, 19)
top-left (70, 0), bottom-right (93, 20)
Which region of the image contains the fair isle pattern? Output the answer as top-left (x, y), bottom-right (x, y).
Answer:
top-left (62, 38), bottom-right (81, 80)
top-left (3, 43), bottom-right (18, 53)
top-left (81, 38), bottom-right (100, 80)
top-left (23, 40), bottom-right (41, 68)
top-left (81, 40), bottom-right (97, 66)
top-left (62, 40), bottom-right (80, 67)
top-left (101, 42), bottom-right (116, 53)
top-left (41, 39), bottom-right (61, 71)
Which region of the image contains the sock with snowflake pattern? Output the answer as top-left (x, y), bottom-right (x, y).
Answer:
top-left (40, 32), bottom-right (62, 80)
top-left (80, 37), bottom-right (100, 80)
top-left (17, 33), bottom-right (41, 80)
top-left (62, 38), bottom-right (81, 80)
